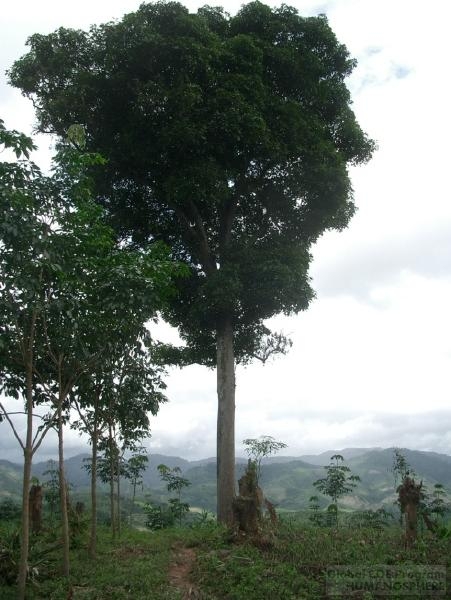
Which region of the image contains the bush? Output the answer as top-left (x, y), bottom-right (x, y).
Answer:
top-left (0, 526), bottom-right (62, 587)
top-left (144, 502), bottom-right (176, 530)
top-left (347, 508), bottom-right (394, 529)
top-left (0, 528), bottom-right (20, 585)
top-left (0, 499), bottom-right (21, 522)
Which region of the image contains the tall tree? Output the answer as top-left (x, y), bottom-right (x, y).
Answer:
top-left (0, 120), bottom-right (56, 599)
top-left (31, 144), bottom-right (179, 578)
top-left (10, 1), bottom-right (374, 524)
top-left (0, 121), bottom-right (182, 594)
top-left (0, 122), bottom-right (114, 591)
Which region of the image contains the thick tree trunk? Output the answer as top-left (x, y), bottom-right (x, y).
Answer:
top-left (88, 426), bottom-right (98, 558)
top-left (17, 358), bottom-right (34, 600)
top-left (57, 394), bottom-right (70, 577)
top-left (216, 317), bottom-right (236, 525)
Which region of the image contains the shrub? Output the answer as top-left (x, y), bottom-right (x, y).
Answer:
top-left (0, 498), bottom-right (21, 523)
top-left (144, 502), bottom-right (176, 530)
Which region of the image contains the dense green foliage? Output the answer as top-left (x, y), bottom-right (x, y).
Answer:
top-left (0, 118), bottom-right (182, 414)
top-left (0, 119), bottom-right (188, 591)
top-left (9, 0), bottom-right (375, 364)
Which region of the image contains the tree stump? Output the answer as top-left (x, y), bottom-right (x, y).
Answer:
top-left (29, 484), bottom-right (43, 534)
top-left (232, 460), bottom-right (263, 534)
top-left (264, 498), bottom-right (278, 526)
top-left (397, 476), bottom-right (422, 548)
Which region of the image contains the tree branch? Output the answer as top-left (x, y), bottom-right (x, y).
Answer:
top-left (32, 407), bottom-right (59, 456)
top-left (0, 401), bottom-right (25, 450)
top-left (188, 200), bottom-right (217, 275)
top-left (172, 202), bottom-right (216, 276)
top-left (73, 395), bottom-right (92, 435)
top-left (249, 332), bottom-right (293, 365)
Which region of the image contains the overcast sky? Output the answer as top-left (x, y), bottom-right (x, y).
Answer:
top-left (1, 0), bottom-right (451, 463)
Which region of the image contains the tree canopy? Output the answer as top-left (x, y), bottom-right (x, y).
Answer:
top-left (9, 0), bottom-right (374, 364)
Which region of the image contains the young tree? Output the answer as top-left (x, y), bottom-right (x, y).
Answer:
top-left (426, 484), bottom-right (449, 525)
top-left (157, 464), bottom-right (191, 526)
top-left (124, 451), bottom-right (149, 526)
top-left (391, 448), bottom-right (415, 526)
top-left (34, 151), bottom-right (179, 576)
top-left (9, 1), bottom-right (375, 524)
top-left (0, 121), bottom-right (183, 592)
top-left (73, 329), bottom-right (168, 553)
top-left (42, 460), bottom-right (60, 523)
top-left (0, 120), bottom-right (79, 596)
top-left (313, 454), bottom-right (360, 526)
top-left (243, 435), bottom-right (287, 484)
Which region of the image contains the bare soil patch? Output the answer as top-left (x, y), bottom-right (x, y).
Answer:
top-left (168, 543), bottom-right (202, 599)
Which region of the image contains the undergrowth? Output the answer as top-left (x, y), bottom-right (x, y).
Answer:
top-left (1, 519), bottom-right (450, 599)
top-left (192, 520), bottom-right (451, 599)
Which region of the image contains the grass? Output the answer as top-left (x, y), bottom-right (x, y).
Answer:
top-left (1, 517), bottom-right (451, 599)
top-left (193, 520), bottom-right (451, 599)
top-left (0, 522), bottom-right (219, 599)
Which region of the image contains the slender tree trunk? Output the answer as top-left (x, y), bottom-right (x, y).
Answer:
top-left (117, 456), bottom-right (121, 538)
top-left (18, 346), bottom-right (36, 600)
top-left (17, 359), bottom-right (34, 600)
top-left (130, 481), bottom-right (136, 526)
top-left (57, 378), bottom-right (70, 577)
top-left (216, 316), bottom-right (236, 526)
top-left (89, 424), bottom-right (98, 558)
top-left (18, 448), bottom-right (32, 600)
top-left (108, 423), bottom-right (116, 540)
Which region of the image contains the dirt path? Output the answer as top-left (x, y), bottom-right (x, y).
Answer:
top-left (168, 544), bottom-right (202, 599)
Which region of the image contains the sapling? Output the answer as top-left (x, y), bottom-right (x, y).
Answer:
top-left (124, 452), bottom-right (148, 525)
top-left (157, 464), bottom-right (191, 526)
top-left (242, 435), bottom-right (287, 484)
top-left (313, 454), bottom-right (360, 527)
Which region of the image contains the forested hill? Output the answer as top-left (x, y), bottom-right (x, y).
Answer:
top-left (2, 447), bottom-right (451, 512)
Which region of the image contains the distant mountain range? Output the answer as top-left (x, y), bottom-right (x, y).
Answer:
top-left (2, 447), bottom-right (451, 513)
